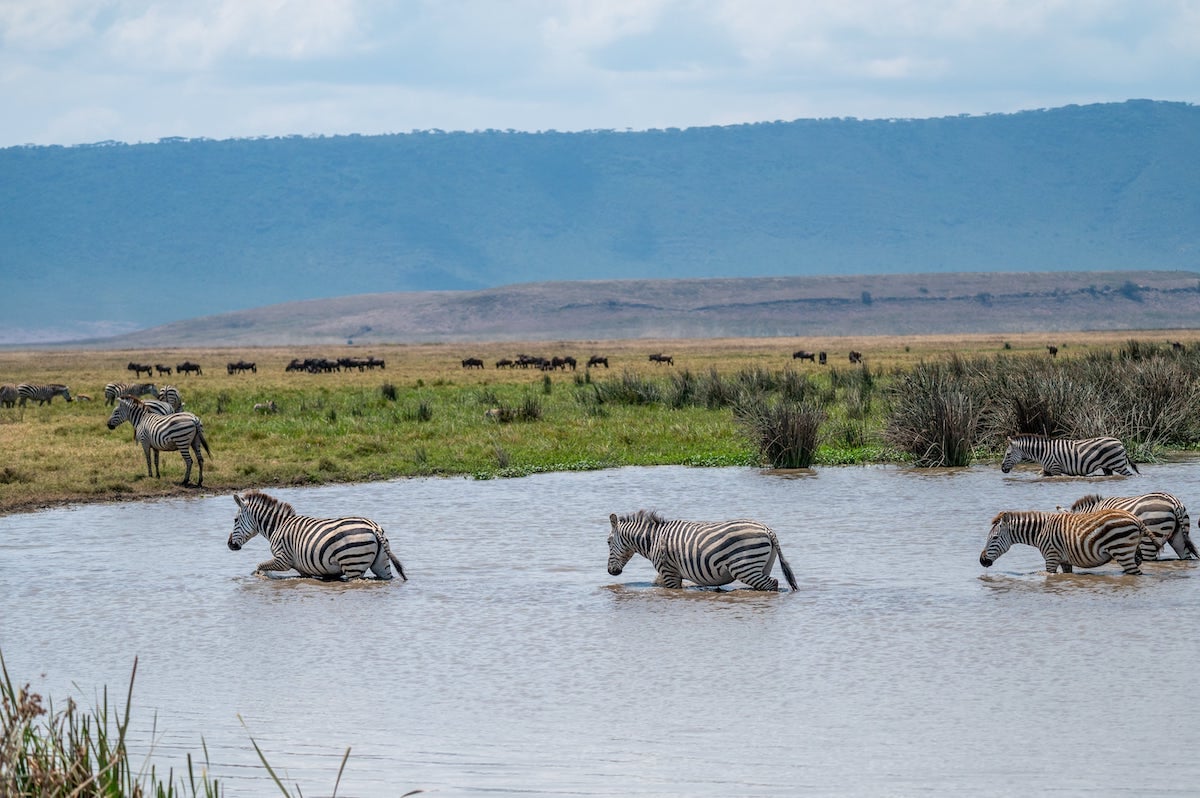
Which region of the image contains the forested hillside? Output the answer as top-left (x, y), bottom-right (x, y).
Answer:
top-left (1, 100), bottom-right (1197, 343)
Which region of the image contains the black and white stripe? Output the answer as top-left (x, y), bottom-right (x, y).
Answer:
top-left (227, 490), bottom-right (406, 581)
top-left (979, 508), bottom-right (1149, 574)
top-left (1068, 492), bottom-right (1196, 561)
top-left (1000, 434), bottom-right (1138, 476)
top-left (104, 382), bottom-right (158, 405)
top-left (17, 383), bottom-right (72, 406)
top-left (157, 385), bottom-right (183, 411)
top-left (607, 509), bottom-right (798, 591)
top-left (106, 395), bottom-right (211, 487)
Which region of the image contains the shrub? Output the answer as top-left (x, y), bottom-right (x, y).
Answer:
top-left (884, 361), bottom-right (982, 466)
top-left (734, 397), bottom-right (826, 468)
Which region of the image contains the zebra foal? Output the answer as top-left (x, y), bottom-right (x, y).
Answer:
top-left (17, 383), bottom-right (72, 406)
top-left (607, 510), bottom-right (798, 591)
top-left (106, 395), bottom-right (211, 487)
top-left (228, 490), bottom-right (406, 581)
top-left (979, 508), bottom-right (1150, 575)
top-left (1000, 433), bottom-right (1138, 477)
top-left (1068, 492), bottom-right (1196, 561)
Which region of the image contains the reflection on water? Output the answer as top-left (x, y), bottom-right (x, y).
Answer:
top-left (2, 462), bottom-right (1199, 796)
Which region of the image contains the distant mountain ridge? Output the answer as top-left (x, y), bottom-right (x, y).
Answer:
top-left (77, 270), bottom-right (1200, 348)
top-left (2, 99), bottom-right (1198, 343)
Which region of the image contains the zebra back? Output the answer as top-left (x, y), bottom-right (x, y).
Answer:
top-left (1069, 492), bottom-right (1195, 560)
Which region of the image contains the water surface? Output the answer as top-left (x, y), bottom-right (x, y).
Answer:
top-left (2, 463), bottom-right (1197, 796)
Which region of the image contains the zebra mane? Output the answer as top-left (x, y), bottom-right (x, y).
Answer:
top-left (242, 489), bottom-right (296, 517)
top-left (619, 509), bottom-right (667, 526)
top-left (1010, 433), bottom-right (1048, 441)
top-left (1069, 494), bottom-right (1104, 512)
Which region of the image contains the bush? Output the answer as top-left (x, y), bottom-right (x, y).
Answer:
top-left (734, 397), bottom-right (826, 468)
top-left (884, 361), bottom-right (982, 466)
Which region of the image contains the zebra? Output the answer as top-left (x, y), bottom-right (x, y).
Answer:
top-left (1000, 434), bottom-right (1139, 477)
top-left (106, 395), bottom-right (211, 487)
top-left (17, 383), bottom-right (72, 406)
top-left (157, 385), bottom-right (183, 411)
top-left (104, 382), bottom-right (157, 405)
top-left (1067, 492), bottom-right (1197, 561)
top-left (0, 384), bottom-right (16, 408)
top-left (607, 509), bottom-right (798, 591)
top-left (228, 490), bottom-right (407, 581)
top-left (979, 508), bottom-right (1150, 575)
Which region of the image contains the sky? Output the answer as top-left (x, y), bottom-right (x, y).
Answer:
top-left (1, 0), bottom-right (1198, 148)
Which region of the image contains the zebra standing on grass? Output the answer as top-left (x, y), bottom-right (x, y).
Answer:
top-left (228, 490), bottom-right (407, 581)
top-left (1068, 492), bottom-right (1197, 561)
top-left (607, 510), bottom-right (798, 591)
top-left (17, 383), bottom-right (72, 406)
top-left (979, 508), bottom-right (1150, 575)
top-left (157, 385), bottom-right (183, 411)
top-left (106, 395), bottom-right (211, 487)
top-left (104, 382), bottom-right (157, 405)
top-left (0, 384), bottom-right (16, 407)
top-left (1000, 433), bottom-right (1139, 476)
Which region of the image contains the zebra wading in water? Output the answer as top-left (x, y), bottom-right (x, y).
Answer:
top-left (979, 508), bottom-right (1150, 575)
top-left (1067, 492), bottom-right (1197, 561)
top-left (228, 490), bottom-right (407, 581)
top-left (1000, 434), bottom-right (1138, 477)
top-left (106, 395), bottom-right (211, 487)
top-left (17, 383), bottom-right (72, 406)
top-left (607, 510), bottom-right (798, 591)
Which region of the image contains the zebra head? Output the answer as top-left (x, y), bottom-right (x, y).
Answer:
top-left (105, 397), bottom-right (135, 429)
top-left (980, 512), bottom-right (1017, 567)
top-left (999, 438), bottom-right (1025, 473)
top-left (607, 513), bottom-right (637, 576)
top-left (228, 492), bottom-right (263, 551)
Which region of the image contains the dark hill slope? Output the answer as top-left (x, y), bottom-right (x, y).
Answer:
top-left (2, 100), bottom-right (1198, 341)
top-left (86, 270), bottom-right (1200, 348)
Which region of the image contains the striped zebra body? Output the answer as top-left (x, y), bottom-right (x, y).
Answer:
top-left (980, 509), bottom-right (1149, 574)
top-left (0, 384), bottom-right (16, 407)
top-left (1001, 434), bottom-right (1138, 476)
top-left (1069, 492), bottom-right (1196, 561)
top-left (17, 383), bottom-right (72, 406)
top-left (157, 385), bottom-right (183, 411)
top-left (607, 509), bottom-right (798, 591)
top-left (106, 395), bottom-right (211, 487)
top-left (104, 382), bottom-right (158, 405)
top-left (228, 490), bottom-right (406, 581)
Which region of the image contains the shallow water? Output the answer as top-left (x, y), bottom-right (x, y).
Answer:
top-left (2, 462), bottom-right (1198, 796)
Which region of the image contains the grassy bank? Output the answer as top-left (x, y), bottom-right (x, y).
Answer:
top-left (2, 331), bottom-right (1196, 515)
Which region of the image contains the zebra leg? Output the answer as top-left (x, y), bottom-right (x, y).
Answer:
top-left (655, 567), bottom-right (684, 589)
top-left (1043, 555), bottom-right (1063, 573)
top-left (737, 569), bottom-right (780, 591)
top-left (192, 440), bottom-right (204, 488)
top-left (254, 556), bottom-right (295, 575)
top-left (1114, 551), bottom-right (1143, 575)
top-left (142, 443), bottom-right (155, 477)
top-left (179, 450), bottom-right (193, 486)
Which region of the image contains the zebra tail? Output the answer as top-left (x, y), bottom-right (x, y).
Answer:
top-left (197, 426), bottom-right (213, 457)
top-left (775, 537), bottom-right (799, 591)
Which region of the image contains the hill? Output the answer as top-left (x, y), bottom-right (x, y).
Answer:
top-left (2, 100), bottom-right (1198, 344)
top-left (77, 270), bottom-right (1200, 348)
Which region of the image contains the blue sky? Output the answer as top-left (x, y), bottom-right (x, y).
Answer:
top-left (1, 0), bottom-right (1197, 148)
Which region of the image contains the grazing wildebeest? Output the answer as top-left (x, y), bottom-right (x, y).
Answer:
top-left (495, 358), bottom-right (515, 369)
top-left (587, 355), bottom-right (609, 368)
top-left (227, 360), bottom-right (257, 375)
top-left (848, 351), bottom-right (863, 364)
top-left (461, 357), bottom-right (485, 369)
top-left (649, 353), bottom-right (673, 365)
top-left (177, 361), bottom-right (203, 376)
top-left (818, 352), bottom-right (827, 365)
top-left (127, 361), bottom-right (153, 378)
top-left (1172, 341), bottom-right (1185, 352)
top-left (1047, 345), bottom-right (1058, 357)
top-left (154, 364), bottom-right (172, 376)
top-left (792, 350), bottom-right (816, 362)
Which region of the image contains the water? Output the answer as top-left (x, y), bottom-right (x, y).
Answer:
top-left (2, 462), bottom-right (1198, 796)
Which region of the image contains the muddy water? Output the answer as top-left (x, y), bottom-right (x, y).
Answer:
top-left (2, 463), bottom-right (1198, 796)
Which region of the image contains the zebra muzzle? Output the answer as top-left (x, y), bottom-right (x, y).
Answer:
top-left (979, 554), bottom-right (993, 567)
top-left (228, 540), bottom-right (241, 551)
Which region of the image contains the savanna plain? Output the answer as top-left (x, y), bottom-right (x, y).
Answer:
top-left (4, 328), bottom-right (1199, 517)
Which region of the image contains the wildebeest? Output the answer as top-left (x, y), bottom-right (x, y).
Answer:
top-left (154, 364), bottom-right (172, 376)
top-left (127, 361), bottom-right (153, 378)
top-left (848, 351), bottom-right (863, 364)
top-left (177, 361), bottom-right (203, 376)
top-left (461, 357), bottom-right (485, 369)
top-left (587, 355), bottom-right (609, 368)
top-left (1047, 345), bottom-right (1059, 357)
top-left (792, 350), bottom-right (816, 362)
top-left (227, 360), bottom-right (257, 375)
top-left (818, 352), bottom-right (827, 365)
top-left (495, 358), bottom-right (515, 369)
top-left (649, 353), bottom-right (673, 365)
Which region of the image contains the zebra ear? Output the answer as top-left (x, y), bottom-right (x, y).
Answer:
top-left (234, 493), bottom-right (245, 508)
top-left (609, 513), bottom-right (618, 527)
